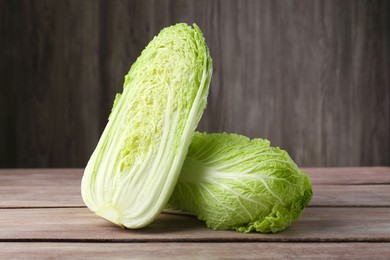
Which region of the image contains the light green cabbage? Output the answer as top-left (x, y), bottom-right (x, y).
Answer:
top-left (81, 23), bottom-right (212, 228)
top-left (167, 132), bottom-right (312, 233)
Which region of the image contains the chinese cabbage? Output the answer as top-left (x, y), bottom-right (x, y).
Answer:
top-left (167, 132), bottom-right (312, 233)
top-left (81, 23), bottom-right (212, 229)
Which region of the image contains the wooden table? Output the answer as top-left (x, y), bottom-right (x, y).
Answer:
top-left (1, 168), bottom-right (389, 259)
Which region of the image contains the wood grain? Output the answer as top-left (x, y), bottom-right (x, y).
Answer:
top-left (1, 168), bottom-right (389, 257)
top-left (1, 168), bottom-right (389, 208)
top-left (310, 184), bottom-right (390, 207)
top-left (2, 184), bottom-right (389, 208)
top-left (0, 207), bottom-right (389, 242)
top-left (0, 0), bottom-right (388, 168)
top-left (2, 167), bottom-right (389, 185)
top-left (0, 0), bottom-right (17, 167)
top-left (1, 242), bottom-right (390, 259)
top-left (305, 167), bottom-right (390, 184)
top-left (0, 0), bottom-right (101, 167)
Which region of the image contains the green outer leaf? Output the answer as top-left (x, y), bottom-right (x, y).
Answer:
top-left (81, 23), bottom-right (212, 229)
top-left (167, 132), bottom-right (313, 233)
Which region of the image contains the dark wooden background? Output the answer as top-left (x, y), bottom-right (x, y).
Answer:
top-left (0, 0), bottom-right (389, 168)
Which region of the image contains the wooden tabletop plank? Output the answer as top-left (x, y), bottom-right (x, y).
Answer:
top-left (1, 242), bottom-right (389, 259)
top-left (304, 167), bottom-right (390, 184)
top-left (0, 169), bottom-right (82, 186)
top-left (0, 169), bottom-right (83, 208)
top-left (0, 186), bottom-right (83, 208)
top-left (310, 184), bottom-right (390, 207)
top-left (1, 184), bottom-right (389, 208)
top-left (1, 167), bottom-right (389, 185)
top-left (0, 207), bottom-right (389, 242)
top-left (0, 169), bottom-right (82, 207)
top-left (1, 168), bottom-right (389, 208)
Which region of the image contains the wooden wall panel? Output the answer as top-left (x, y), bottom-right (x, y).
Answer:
top-left (0, 0), bottom-right (388, 167)
top-left (1, 1), bottom-right (101, 167)
top-left (0, 0), bottom-right (17, 167)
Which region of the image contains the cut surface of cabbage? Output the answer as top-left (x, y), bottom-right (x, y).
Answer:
top-left (81, 23), bottom-right (212, 229)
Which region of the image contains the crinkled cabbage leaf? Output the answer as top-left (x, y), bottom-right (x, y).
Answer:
top-left (167, 132), bottom-right (312, 233)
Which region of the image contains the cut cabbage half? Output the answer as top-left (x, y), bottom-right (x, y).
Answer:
top-left (81, 23), bottom-right (212, 228)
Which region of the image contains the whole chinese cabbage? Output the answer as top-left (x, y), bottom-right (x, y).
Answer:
top-left (81, 23), bottom-right (212, 228)
top-left (167, 132), bottom-right (312, 233)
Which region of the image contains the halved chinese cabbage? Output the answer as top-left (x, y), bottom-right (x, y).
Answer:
top-left (167, 132), bottom-right (312, 233)
top-left (81, 23), bottom-right (212, 228)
